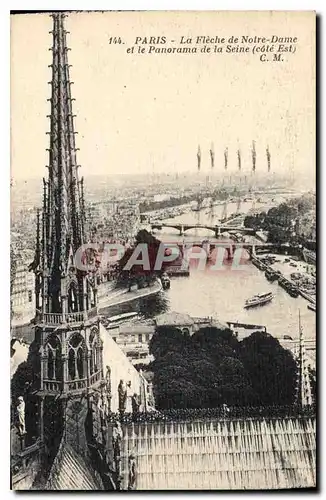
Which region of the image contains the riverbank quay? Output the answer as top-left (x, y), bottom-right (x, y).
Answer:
top-left (251, 253), bottom-right (316, 304)
top-left (98, 278), bottom-right (163, 312)
top-left (140, 203), bottom-right (193, 223)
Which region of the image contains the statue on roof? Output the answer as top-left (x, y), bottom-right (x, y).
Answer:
top-left (105, 365), bottom-right (112, 413)
top-left (126, 381), bottom-right (133, 413)
top-left (16, 396), bottom-right (26, 436)
top-left (118, 380), bottom-right (127, 416)
top-left (112, 421), bottom-right (123, 489)
top-left (131, 393), bottom-right (140, 420)
top-left (128, 453), bottom-right (137, 490)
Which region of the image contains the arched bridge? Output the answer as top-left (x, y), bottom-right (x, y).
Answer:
top-left (151, 221), bottom-right (255, 237)
top-left (166, 241), bottom-right (297, 261)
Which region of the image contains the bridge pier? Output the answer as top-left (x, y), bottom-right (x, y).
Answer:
top-left (179, 225), bottom-right (184, 236)
top-left (214, 226), bottom-right (221, 238)
top-left (202, 240), bottom-right (210, 256)
top-left (226, 245), bottom-right (234, 260)
top-left (245, 246), bottom-right (253, 260)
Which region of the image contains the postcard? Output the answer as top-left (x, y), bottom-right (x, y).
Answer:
top-left (10, 10), bottom-right (316, 490)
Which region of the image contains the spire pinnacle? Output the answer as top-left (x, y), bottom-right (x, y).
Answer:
top-left (197, 145), bottom-right (201, 172)
top-left (36, 13), bottom-right (90, 314)
top-left (252, 140), bottom-right (256, 173)
top-left (266, 145), bottom-right (271, 172)
top-left (224, 147), bottom-right (228, 171)
top-left (210, 143), bottom-right (214, 170)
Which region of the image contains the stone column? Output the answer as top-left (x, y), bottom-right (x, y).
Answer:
top-left (82, 276), bottom-right (88, 311)
top-left (82, 350), bottom-right (88, 382)
top-left (61, 286), bottom-right (68, 315)
top-left (39, 396), bottom-right (44, 444)
top-left (93, 287), bottom-right (98, 307)
top-left (40, 351), bottom-right (47, 390)
top-left (35, 274), bottom-right (40, 311)
top-left (62, 354), bottom-right (69, 393)
top-left (87, 352), bottom-right (92, 385)
top-left (42, 272), bottom-right (48, 314)
top-left (61, 336), bottom-right (69, 393)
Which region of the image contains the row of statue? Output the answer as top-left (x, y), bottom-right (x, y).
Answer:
top-left (118, 379), bottom-right (141, 415)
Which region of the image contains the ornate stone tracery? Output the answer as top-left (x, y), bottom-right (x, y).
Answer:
top-left (67, 332), bottom-right (86, 380)
top-left (45, 334), bottom-right (62, 380)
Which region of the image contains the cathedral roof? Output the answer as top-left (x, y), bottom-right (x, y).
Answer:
top-left (130, 416), bottom-right (316, 490)
top-left (45, 443), bottom-right (103, 491)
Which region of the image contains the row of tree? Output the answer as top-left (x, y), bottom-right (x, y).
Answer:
top-left (244, 194), bottom-right (316, 246)
top-left (139, 187), bottom-right (240, 214)
top-left (139, 194), bottom-right (196, 213)
top-left (149, 326), bottom-right (298, 411)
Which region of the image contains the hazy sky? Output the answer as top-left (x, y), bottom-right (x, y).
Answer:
top-left (11, 11), bottom-right (315, 179)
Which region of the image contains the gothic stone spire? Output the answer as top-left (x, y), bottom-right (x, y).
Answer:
top-left (38, 13), bottom-right (91, 314)
top-left (32, 15), bottom-right (104, 461)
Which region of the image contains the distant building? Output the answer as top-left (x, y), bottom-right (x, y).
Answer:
top-left (11, 261), bottom-right (35, 323)
top-left (106, 322), bottom-right (155, 366)
top-left (88, 199), bottom-right (140, 244)
top-left (155, 311), bottom-right (228, 337)
top-left (104, 312), bottom-right (230, 366)
top-left (153, 194), bottom-right (171, 203)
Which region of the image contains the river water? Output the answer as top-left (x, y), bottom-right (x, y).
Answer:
top-left (108, 200), bottom-right (316, 342)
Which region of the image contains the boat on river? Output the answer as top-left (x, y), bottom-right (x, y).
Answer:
top-left (278, 276), bottom-right (299, 298)
top-left (265, 268), bottom-right (280, 282)
top-left (102, 311), bottom-right (139, 327)
top-left (302, 248), bottom-right (316, 265)
top-left (244, 292), bottom-right (274, 309)
top-left (287, 286), bottom-right (300, 298)
top-left (161, 273), bottom-right (171, 290)
top-left (300, 288), bottom-right (316, 304)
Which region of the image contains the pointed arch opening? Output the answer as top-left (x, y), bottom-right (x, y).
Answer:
top-left (67, 280), bottom-right (79, 313)
top-left (46, 334), bottom-right (62, 380)
top-left (89, 327), bottom-right (101, 376)
top-left (67, 332), bottom-right (86, 380)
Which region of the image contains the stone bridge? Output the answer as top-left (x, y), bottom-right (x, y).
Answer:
top-left (164, 241), bottom-right (297, 261)
top-left (151, 221), bottom-right (255, 238)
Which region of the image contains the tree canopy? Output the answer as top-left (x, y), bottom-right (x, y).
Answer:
top-left (149, 326), bottom-right (297, 411)
top-left (117, 229), bottom-right (169, 287)
top-left (244, 194), bottom-right (315, 246)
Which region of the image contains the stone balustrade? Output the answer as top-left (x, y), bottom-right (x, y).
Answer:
top-left (40, 307), bottom-right (98, 326)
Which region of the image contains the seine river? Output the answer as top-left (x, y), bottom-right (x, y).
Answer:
top-left (108, 200), bottom-right (315, 342)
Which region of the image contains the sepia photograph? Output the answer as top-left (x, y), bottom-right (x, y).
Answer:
top-left (10, 10), bottom-right (316, 491)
